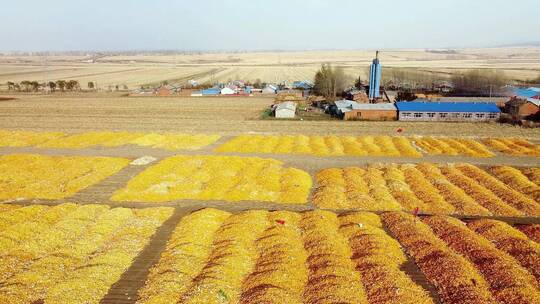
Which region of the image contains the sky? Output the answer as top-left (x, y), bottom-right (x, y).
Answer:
top-left (1, 0), bottom-right (539, 52)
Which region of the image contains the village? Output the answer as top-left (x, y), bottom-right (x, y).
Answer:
top-left (121, 52), bottom-right (540, 125)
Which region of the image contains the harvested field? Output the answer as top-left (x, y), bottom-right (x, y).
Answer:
top-left (313, 163), bottom-right (540, 216)
top-left (1, 48), bottom-right (540, 87)
top-left (0, 95), bottom-right (539, 138)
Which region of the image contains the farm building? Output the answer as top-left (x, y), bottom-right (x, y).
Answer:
top-left (262, 85), bottom-right (278, 95)
top-left (505, 97), bottom-right (540, 118)
top-left (344, 89), bottom-right (369, 103)
top-left (344, 103), bottom-right (397, 121)
top-left (396, 101), bottom-right (501, 122)
top-left (274, 101), bottom-right (296, 118)
top-left (156, 84), bottom-right (181, 97)
top-left (201, 88), bottom-right (221, 96)
top-left (331, 100), bottom-right (396, 121)
top-left (221, 87), bottom-right (236, 95)
top-left (128, 88), bottom-right (155, 97)
top-left (512, 87), bottom-right (540, 98)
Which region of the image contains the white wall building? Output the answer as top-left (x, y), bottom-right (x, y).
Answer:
top-left (221, 87), bottom-right (236, 95)
top-left (275, 101), bottom-right (297, 118)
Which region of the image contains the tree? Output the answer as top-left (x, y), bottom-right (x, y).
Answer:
top-left (6, 81), bottom-right (15, 91)
top-left (56, 80), bottom-right (66, 92)
top-left (20, 80), bottom-right (31, 92)
top-left (48, 81), bottom-right (56, 92)
top-left (65, 80), bottom-right (80, 91)
top-left (253, 79), bottom-right (262, 89)
top-left (87, 81), bottom-right (95, 90)
top-left (30, 81), bottom-right (39, 92)
top-left (354, 76), bottom-right (363, 90)
top-left (122, 84), bottom-right (128, 90)
top-left (451, 69), bottom-right (507, 96)
top-left (313, 64), bottom-right (349, 100)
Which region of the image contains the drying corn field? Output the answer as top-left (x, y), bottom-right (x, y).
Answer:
top-left (0, 95), bottom-right (539, 304)
top-left (313, 163), bottom-right (540, 216)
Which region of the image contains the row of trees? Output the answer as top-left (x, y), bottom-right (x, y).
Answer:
top-left (312, 63), bottom-right (516, 100)
top-left (4, 80), bottom-right (108, 92)
top-left (6, 80), bottom-right (84, 92)
top-left (450, 69), bottom-right (508, 96)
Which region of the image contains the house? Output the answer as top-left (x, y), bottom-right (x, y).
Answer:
top-left (396, 102), bottom-right (501, 122)
top-left (505, 97), bottom-right (540, 118)
top-left (274, 101), bottom-right (297, 118)
top-left (157, 84), bottom-right (180, 97)
top-left (201, 88), bottom-right (221, 96)
top-left (128, 88), bottom-right (155, 97)
top-left (344, 89), bottom-right (369, 103)
top-left (292, 81), bottom-right (313, 90)
top-left (221, 87), bottom-right (236, 95)
top-left (262, 85), bottom-right (278, 95)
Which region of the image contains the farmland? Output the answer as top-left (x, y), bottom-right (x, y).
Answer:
top-left (1, 48), bottom-right (540, 88)
top-left (0, 94), bottom-right (539, 303)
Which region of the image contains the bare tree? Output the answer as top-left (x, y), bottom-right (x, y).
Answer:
top-left (314, 64), bottom-right (350, 100)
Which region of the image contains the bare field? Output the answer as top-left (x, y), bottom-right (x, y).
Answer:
top-left (1, 48), bottom-right (540, 88)
top-left (0, 95), bottom-right (539, 139)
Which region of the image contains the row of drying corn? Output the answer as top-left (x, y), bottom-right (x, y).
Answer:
top-left (0, 129), bottom-right (220, 151)
top-left (413, 136), bottom-right (495, 157)
top-left (0, 154), bottom-right (130, 200)
top-left (215, 135), bottom-right (422, 157)
top-left (383, 212), bottom-right (540, 304)
top-left (314, 163), bottom-right (540, 216)
top-left (2, 129), bottom-right (540, 157)
top-left (137, 209), bottom-right (435, 304)
top-left (0, 204), bottom-right (172, 304)
top-left (111, 155), bottom-right (312, 204)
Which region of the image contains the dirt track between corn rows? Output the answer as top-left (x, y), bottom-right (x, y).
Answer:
top-left (1, 94), bottom-right (539, 304)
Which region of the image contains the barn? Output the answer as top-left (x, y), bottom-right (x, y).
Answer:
top-left (396, 102), bottom-right (501, 122)
top-left (274, 101), bottom-right (296, 118)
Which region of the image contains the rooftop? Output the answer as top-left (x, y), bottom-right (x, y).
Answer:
top-left (396, 101), bottom-right (501, 113)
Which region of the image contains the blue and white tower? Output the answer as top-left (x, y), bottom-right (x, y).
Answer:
top-left (368, 51), bottom-right (382, 100)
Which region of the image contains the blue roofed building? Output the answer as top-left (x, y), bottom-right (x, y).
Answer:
top-left (513, 87), bottom-right (540, 99)
top-left (201, 88), bottom-right (221, 96)
top-left (396, 102), bottom-right (501, 122)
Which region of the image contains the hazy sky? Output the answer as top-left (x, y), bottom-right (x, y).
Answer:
top-left (1, 0), bottom-right (539, 51)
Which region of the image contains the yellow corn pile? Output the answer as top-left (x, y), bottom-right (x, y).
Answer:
top-left (0, 203), bottom-right (173, 304)
top-left (138, 209), bottom-right (432, 304)
top-left (313, 163), bottom-right (538, 216)
top-left (483, 138), bottom-right (540, 156)
top-left (216, 135), bottom-right (422, 157)
top-left (0, 154), bottom-right (130, 200)
top-left (112, 155), bottom-right (312, 204)
top-left (412, 136), bottom-right (494, 157)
